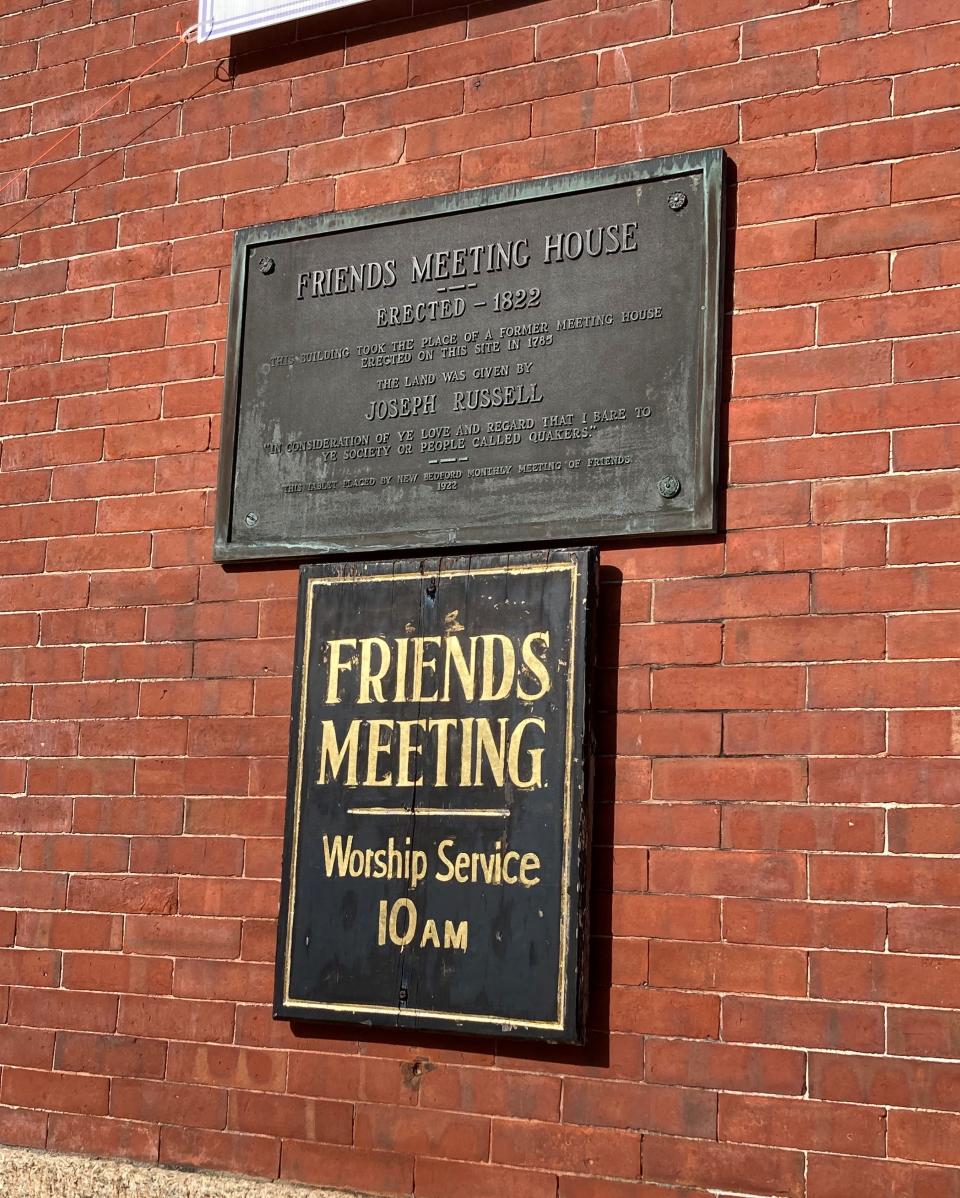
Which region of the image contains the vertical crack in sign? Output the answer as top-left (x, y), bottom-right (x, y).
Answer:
top-left (275, 547), bottom-right (595, 1042)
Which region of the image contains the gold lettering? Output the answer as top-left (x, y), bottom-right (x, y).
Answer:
top-left (317, 721), bottom-right (360, 785)
top-left (396, 719), bottom-right (425, 786)
top-left (508, 717), bottom-right (545, 788)
top-left (324, 638), bottom-right (357, 703)
top-left (358, 636), bottom-right (391, 703)
top-left (442, 635), bottom-right (477, 701)
top-left (518, 631), bottom-right (551, 701)
top-left (364, 719), bottom-right (395, 786)
top-left (474, 717), bottom-right (508, 786)
top-left (411, 636), bottom-right (441, 702)
top-left (480, 633), bottom-right (515, 701)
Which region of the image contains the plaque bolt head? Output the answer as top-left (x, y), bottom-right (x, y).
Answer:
top-left (668, 191), bottom-right (687, 211)
top-left (258, 256), bottom-right (275, 275)
top-left (658, 475), bottom-right (682, 499)
top-left (244, 511), bottom-right (259, 527)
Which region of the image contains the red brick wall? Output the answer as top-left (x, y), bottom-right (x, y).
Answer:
top-left (1, 0), bottom-right (959, 1194)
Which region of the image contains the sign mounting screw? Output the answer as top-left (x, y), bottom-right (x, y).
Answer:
top-left (668, 191), bottom-right (687, 211)
top-left (258, 256), bottom-right (275, 274)
top-left (245, 511), bottom-right (259, 526)
top-left (658, 475), bottom-right (681, 498)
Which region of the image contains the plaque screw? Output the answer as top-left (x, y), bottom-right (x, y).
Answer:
top-left (245, 511), bottom-right (259, 527)
top-left (658, 475), bottom-right (682, 499)
top-left (258, 256), bottom-right (275, 275)
top-left (668, 191), bottom-right (687, 211)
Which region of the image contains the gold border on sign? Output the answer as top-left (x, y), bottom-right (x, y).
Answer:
top-left (282, 560), bottom-right (580, 1032)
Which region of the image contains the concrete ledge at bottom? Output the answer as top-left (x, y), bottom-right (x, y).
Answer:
top-left (0, 1145), bottom-right (368, 1198)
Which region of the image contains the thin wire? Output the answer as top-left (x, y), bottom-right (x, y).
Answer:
top-left (1, 22), bottom-right (191, 200)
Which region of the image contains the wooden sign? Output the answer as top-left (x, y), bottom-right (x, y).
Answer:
top-left (275, 548), bottom-right (595, 1042)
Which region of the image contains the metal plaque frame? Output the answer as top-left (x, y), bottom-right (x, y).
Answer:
top-left (214, 150), bottom-right (725, 561)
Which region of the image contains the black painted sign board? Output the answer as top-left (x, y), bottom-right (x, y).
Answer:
top-left (275, 548), bottom-right (595, 1042)
top-left (215, 150), bottom-right (725, 561)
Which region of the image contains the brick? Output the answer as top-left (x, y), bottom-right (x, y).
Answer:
top-left (123, 915), bottom-right (241, 959)
top-left (0, 1025), bottom-right (55, 1069)
top-left (653, 666), bottom-right (806, 711)
top-left (282, 1141), bottom-right (413, 1196)
top-left (889, 907), bottom-right (960, 954)
top-left (810, 757), bottom-right (960, 804)
top-left (895, 425), bottom-right (960, 471)
top-left (160, 1126), bottom-right (279, 1179)
top-left (653, 758), bottom-right (806, 802)
top-left (650, 941), bottom-right (806, 996)
top-left (613, 712), bottom-right (720, 757)
top-left (724, 711), bottom-right (885, 755)
top-left (420, 1065), bottom-right (559, 1120)
top-left (731, 433), bottom-right (888, 483)
top-left (650, 849), bottom-right (805, 899)
top-left (2, 1066), bottom-right (109, 1115)
top-left (564, 1077), bottom-right (715, 1138)
top-left (117, 996), bottom-right (235, 1044)
top-left (821, 287), bottom-right (960, 345)
top-left (734, 219), bottom-right (816, 269)
top-left (894, 149), bottom-right (960, 202)
top-left (537, 3), bottom-right (669, 61)
top-left (723, 995), bottom-right (884, 1052)
top-left (46, 1112), bottom-right (158, 1165)
top-left (731, 306), bottom-right (816, 355)
top-left (68, 874), bottom-right (177, 916)
top-left (892, 243), bottom-right (960, 292)
top-left (8, 987), bottom-right (118, 1035)
top-left (820, 19), bottom-right (960, 84)
top-left (654, 574), bottom-right (809, 621)
top-left (166, 1042), bottom-right (285, 1092)
top-left (643, 1134), bottom-right (804, 1198)
top-left (54, 1032), bottom-right (166, 1080)
top-left (725, 614), bottom-right (884, 663)
top-left (674, 0), bottom-right (816, 32)
top-left (411, 30), bottom-right (532, 85)
top-left (608, 802), bottom-right (719, 848)
top-left (723, 897), bottom-right (885, 949)
top-left (721, 1093), bottom-right (884, 1156)
top-left (597, 105), bottom-right (739, 164)
top-left (130, 836), bottom-right (243, 878)
top-left (813, 474), bottom-right (960, 522)
top-left (811, 855), bottom-right (960, 904)
top-left (743, 80), bottom-right (890, 139)
top-left (897, 332), bottom-right (960, 382)
top-left (22, 833), bottom-right (130, 873)
top-left (888, 1008), bottom-right (960, 1058)
top-left (290, 128), bottom-right (404, 180)
top-left (810, 661), bottom-right (960, 707)
top-left (417, 1159), bottom-right (555, 1198)
top-left (889, 711), bottom-right (960, 756)
top-left (407, 105), bottom-right (530, 160)
top-left (810, 1053), bottom-right (960, 1113)
top-left (673, 50), bottom-right (817, 112)
top-left (818, 196), bottom-right (960, 257)
top-left (609, 893), bottom-right (719, 942)
top-left (356, 1104), bottom-right (489, 1162)
top-left (491, 1120), bottom-right (641, 1178)
top-left (890, 808), bottom-right (960, 852)
top-left (229, 1090), bottom-right (352, 1144)
top-left (735, 343), bottom-right (891, 398)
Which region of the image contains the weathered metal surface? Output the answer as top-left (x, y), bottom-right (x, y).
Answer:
top-left (275, 548), bottom-right (595, 1042)
top-left (215, 151), bottom-right (725, 560)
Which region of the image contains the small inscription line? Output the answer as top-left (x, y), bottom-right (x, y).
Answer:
top-left (347, 807), bottom-right (510, 818)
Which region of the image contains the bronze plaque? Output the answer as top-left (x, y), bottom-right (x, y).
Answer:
top-left (215, 151), bottom-right (724, 560)
top-left (275, 548), bottom-right (595, 1041)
